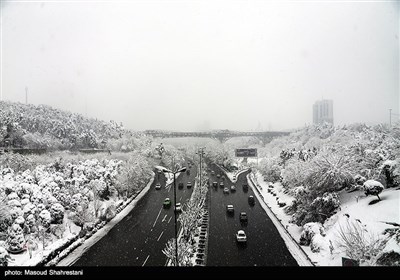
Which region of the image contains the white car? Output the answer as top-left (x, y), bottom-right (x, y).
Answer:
top-left (175, 203), bottom-right (182, 212)
top-left (230, 185), bottom-right (236, 192)
top-left (155, 183), bottom-right (161, 190)
top-left (226, 205), bottom-right (234, 213)
top-left (236, 230), bottom-right (247, 242)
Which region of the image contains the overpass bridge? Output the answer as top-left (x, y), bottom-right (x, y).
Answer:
top-left (143, 129), bottom-right (290, 144)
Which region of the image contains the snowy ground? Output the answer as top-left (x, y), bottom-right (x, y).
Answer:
top-left (249, 171), bottom-right (400, 266)
top-left (8, 222), bottom-right (81, 266)
top-left (215, 164), bottom-right (249, 183)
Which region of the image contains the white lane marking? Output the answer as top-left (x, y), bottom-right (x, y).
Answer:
top-left (153, 207), bottom-right (163, 228)
top-left (162, 214), bottom-right (167, 222)
top-left (142, 255), bottom-right (150, 266)
top-left (167, 216), bottom-right (172, 224)
top-left (157, 230), bottom-right (164, 241)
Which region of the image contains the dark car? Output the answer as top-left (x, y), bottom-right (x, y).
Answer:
top-left (178, 182), bottom-right (184, 189)
top-left (240, 212), bottom-right (248, 222)
top-left (163, 198), bottom-right (171, 208)
top-left (186, 169), bottom-right (190, 176)
top-left (248, 195), bottom-right (255, 206)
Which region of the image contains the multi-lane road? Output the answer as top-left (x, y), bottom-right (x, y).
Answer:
top-left (206, 163), bottom-right (298, 266)
top-left (73, 164), bottom-right (198, 266)
top-left (71, 160), bottom-right (297, 266)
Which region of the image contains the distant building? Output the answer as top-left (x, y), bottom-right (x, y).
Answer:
top-left (313, 99), bottom-right (333, 125)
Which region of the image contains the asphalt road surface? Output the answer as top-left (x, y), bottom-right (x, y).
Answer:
top-left (73, 163), bottom-right (197, 266)
top-left (206, 163), bottom-right (298, 266)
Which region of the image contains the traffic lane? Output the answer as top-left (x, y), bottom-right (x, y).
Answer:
top-left (207, 168), bottom-right (249, 266)
top-left (74, 165), bottom-right (196, 266)
top-left (231, 170), bottom-right (297, 265)
top-left (74, 171), bottom-right (169, 266)
top-left (207, 167), bottom-right (297, 266)
top-left (144, 164), bottom-right (198, 265)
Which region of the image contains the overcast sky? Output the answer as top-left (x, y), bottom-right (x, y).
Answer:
top-left (0, 0), bottom-right (399, 131)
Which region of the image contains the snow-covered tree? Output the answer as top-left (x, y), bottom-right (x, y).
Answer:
top-left (6, 224), bottom-right (26, 252)
top-left (363, 180), bottom-right (384, 201)
top-left (49, 203), bottom-right (65, 224)
top-left (0, 246), bottom-right (12, 266)
top-left (299, 222), bottom-right (325, 246)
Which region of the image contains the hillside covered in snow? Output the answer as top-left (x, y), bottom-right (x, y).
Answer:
top-left (252, 122), bottom-right (400, 266)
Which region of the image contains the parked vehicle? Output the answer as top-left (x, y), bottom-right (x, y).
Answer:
top-left (163, 198), bottom-right (171, 208)
top-left (220, 182), bottom-right (224, 187)
top-left (236, 230), bottom-right (247, 242)
top-left (178, 182), bottom-right (184, 189)
top-left (175, 203), bottom-right (182, 212)
top-left (213, 181), bottom-right (218, 187)
top-left (233, 175), bottom-right (236, 180)
top-left (240, 212), bottom-right (248, 222)
top-left (230, 185), bottom-right (236, 192)
top-left (155, 183), bottom-right (161, 190)
top-left (187, 182), bottom-right (192, 188)
top-left (217, 174), bottom-right (220, 178)
top-left (211, 171), bottom-right (215, 175)
top-left (226, 205), bottom-right (234, 213)
top-left (223, 187), bottom-right (229, 194)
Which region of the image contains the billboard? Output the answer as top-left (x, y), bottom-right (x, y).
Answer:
top-left (235, 148), bottom-right (257, 157)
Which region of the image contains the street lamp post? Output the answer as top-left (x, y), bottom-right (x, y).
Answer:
top-left (163, 166), bottom-right (186, 266)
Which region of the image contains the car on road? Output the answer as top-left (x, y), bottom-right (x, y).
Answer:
top-left (163, 198), bottom-right (171, 208)
top-left (236, 230), bottom-right (247, 242)
top-left (213, 181), bottom-right (218, 187)
top-left (175, 203), bottom-right (182, 212)
top-left (155, 183), bottom-right (161, 190)
top-left (178, 182), bottom-right (184, 189)
top-left (240, 212), bottom-right (248, 222)
top-left (226, 205), bottom-right (234, 213)
top-left (219, 182), bottom-right (224, 187)
top-left (223, 187), bottom-right (229, 194)
top-left (248, 195), bottom-right (255, 205)
top-left (217, 174), bottom-right (220, 178)
top-left (230, 185), bottom-right (236, 192)
top-left (233, 175), bottom-right (236, 180)
top-left (187, 182), bottom-right (192, 188)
